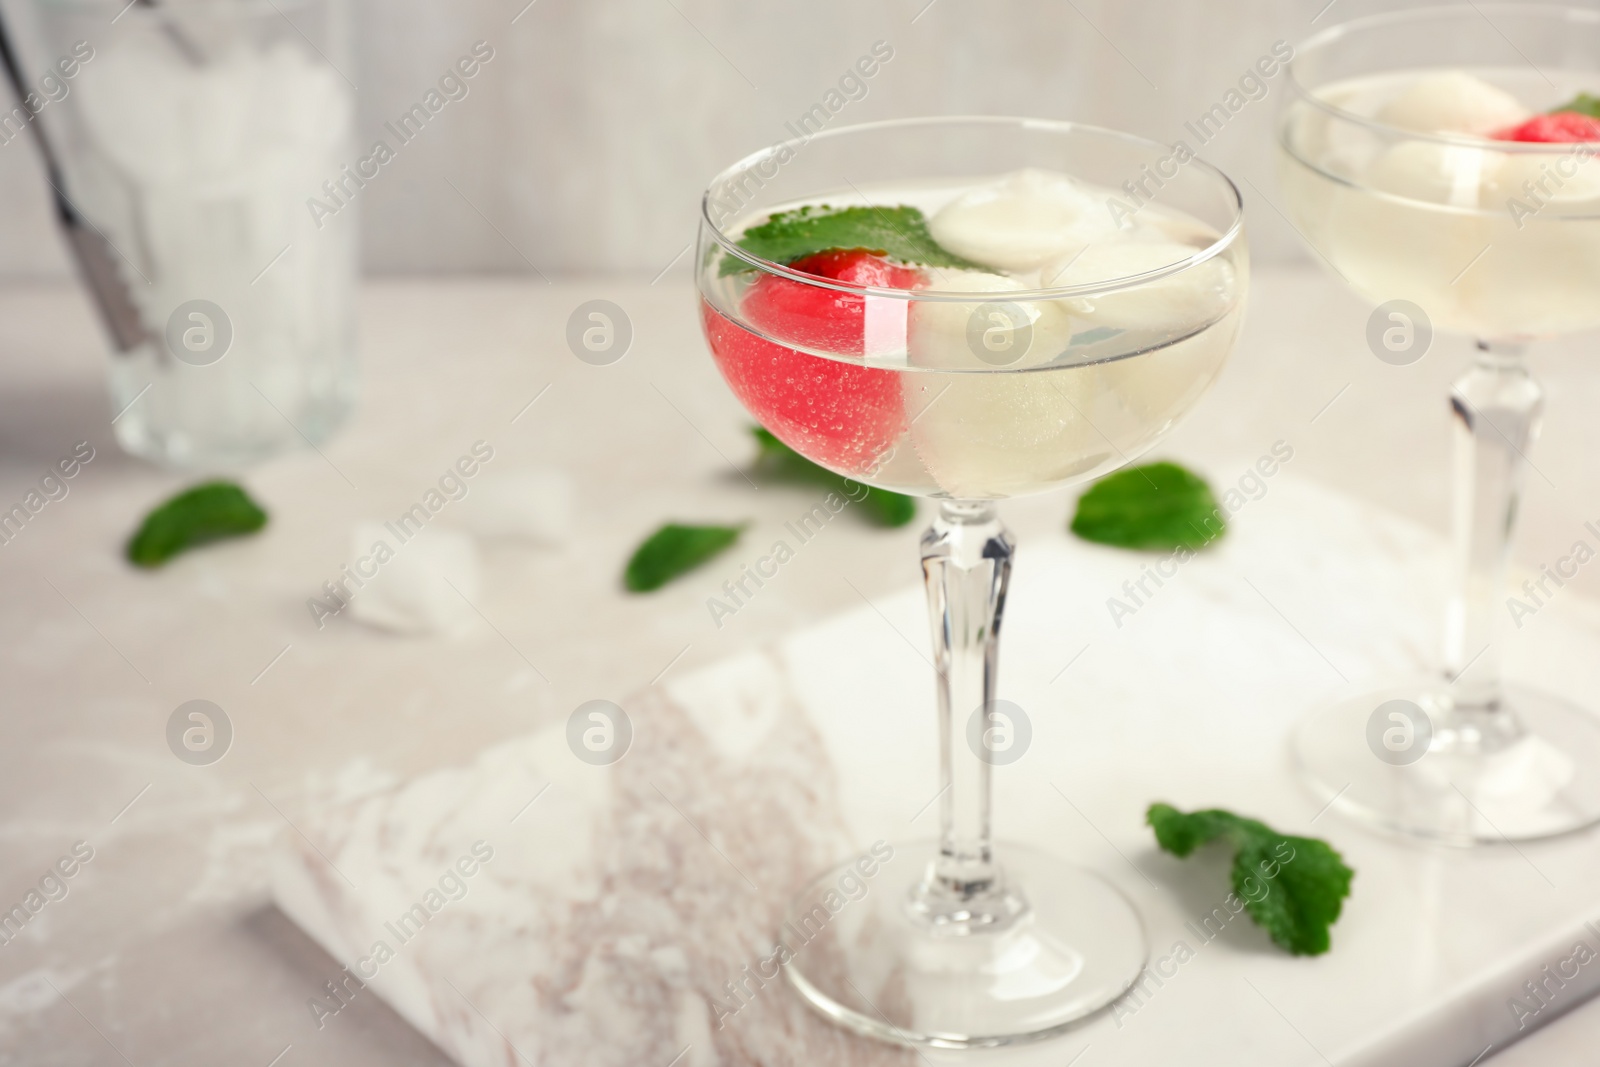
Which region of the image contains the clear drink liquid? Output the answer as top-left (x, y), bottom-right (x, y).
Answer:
top-left (701, 174), bottom-right (1245, 499)
top-left (1279, 68), bottom-right (1600, 340)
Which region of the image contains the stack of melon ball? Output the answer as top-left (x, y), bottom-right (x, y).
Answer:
top-left (1350, 72), bottom-right (1600, 207)
top-left (714, 169), bottom-right (1240, 498)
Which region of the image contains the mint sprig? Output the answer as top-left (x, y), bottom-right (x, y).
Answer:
top-left (1070, 461), bottom-right (1224, 551)
top-left (722, 204), bottom-right (983, 276)
top-left (750, 428), bottom-right (914, 528)
top-left (126, 481), bottom-right (268, 568)
top-left (1147, 803), bottom-right (1354, 956)
top-left (1553, 93), bottom-right (1600, 119)
top-left (624, 522), bottom-right (745, 592)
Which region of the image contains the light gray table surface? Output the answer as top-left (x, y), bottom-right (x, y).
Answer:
top-left (0, 268), bottom-right (1597, 1065)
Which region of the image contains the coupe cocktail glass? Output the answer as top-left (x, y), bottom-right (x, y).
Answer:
top-left (1279, 5), bottom-right (1600, 844)
top-left (696, 117), bottom-right (1247, 1047)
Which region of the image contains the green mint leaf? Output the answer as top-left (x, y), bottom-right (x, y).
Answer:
top-left (624, 522), bottom-right (744, 592)
top-left (750, 427), bottom-right (915, 528)
top-left (721, 204), bottom-right (984, 276)
top-left (1147, 803), bottom-right (1355, 956)
top-left (1070, 461), bottom-right (1224, 551)
top-left (1553, 93), bottom-right (1600, 119)
top-left (860, 485), bottom-right (916, 527)
top-left (126, 481), bottom-right (268, 568)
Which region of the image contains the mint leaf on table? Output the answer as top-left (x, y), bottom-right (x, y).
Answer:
top-left (1070, 461), bottom-right (1224, 551)
top-left (1147, 803), bottom-right (1354, 956)
top-left (1553, 93), bottom-right (1600, 119)
top-left (126, 481), bottom-right (268, 568)
top-left (721, 204), bottom-right (984, 275)
top-left (625, 523), bottom-right (745, 592)
top-left (750, 427), bottom-right (915, 528)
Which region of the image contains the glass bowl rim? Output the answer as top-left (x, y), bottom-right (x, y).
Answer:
top-left (699, 115), bottom-right (1245, 303)
top-left (1284, 2), bottom-right (1600, 153)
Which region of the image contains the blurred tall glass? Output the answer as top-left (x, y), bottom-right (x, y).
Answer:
top-left (19, 0), bottom-right (358, 469)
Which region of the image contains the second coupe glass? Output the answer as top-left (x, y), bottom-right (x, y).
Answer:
top-left (1279, 5), bottom-right (1600, 844)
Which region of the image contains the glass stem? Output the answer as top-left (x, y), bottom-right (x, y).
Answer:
top-left (1443, 340), bottom-right (1543, 717)
top-left (910, 499), bottom-right (1021, 931)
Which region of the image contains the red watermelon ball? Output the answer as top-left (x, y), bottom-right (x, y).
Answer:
top-left (703, 250), bottom-right (923, 475)
top-left (1494, 111), bottom-right (1600, 143)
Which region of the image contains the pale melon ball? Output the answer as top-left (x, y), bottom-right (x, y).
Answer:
top-left (1367, 141), bottom-right (1500, 207)
top-left (1474, 151), bottom-right (1600, 334)
top-left (1091, 304), bottom-right (1242, 455)
top-left (907, 268), bottom-right (1077, 370)
top-left (929, 168), bottom-right (1120, 272)
top-left (1490, 150), bottom-right (1600, 206)
top-left (1376, 71), bottom-right (1529, 136)
top-left (905, 251), bottom-right (1242, 498)
top-left (1043, 241), bottom-right (1236, 333)
top-left (905, 365), bottom-right (1108, 499)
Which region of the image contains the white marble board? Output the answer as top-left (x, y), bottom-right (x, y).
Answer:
top-left (271, 475), bottom-right (1600, 1067)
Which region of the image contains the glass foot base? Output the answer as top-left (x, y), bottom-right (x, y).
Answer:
top-left (781, 840), bottom-right (1146, 1049)
top-left (1292, 679), bottom-right (1600, 845)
